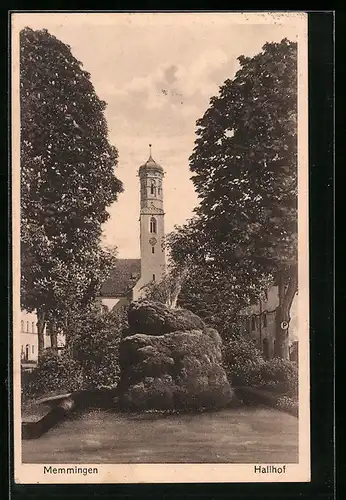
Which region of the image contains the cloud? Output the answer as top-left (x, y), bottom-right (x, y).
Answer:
top-left (101, 47), bottom-right (232, 105)
top-left (97, 47), bottom-right (242, 256)
top-left (100, 47), bottom-right (237, 150)
top-left (15, 14), bottom-right (304, 258)
top-left (176, 48), bottom-right (230, 98)
top-left (163, 64), bottom-right (179, 85)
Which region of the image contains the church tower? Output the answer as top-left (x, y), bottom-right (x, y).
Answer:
top-left (133, 145), bottom-right (166, 299)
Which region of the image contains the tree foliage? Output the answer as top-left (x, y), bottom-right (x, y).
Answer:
top-left (169, 39), bottom-right (298, 357)
top-left (22, 305), bottom-right (127, 397)
top-left (223, 335), bottom-right (298, 396)
top-left (21, 348), bottom-right (84, 398)
top-left (144, 224), bottom-right (271, 337)
top-left (141, 228), bottom-right (196, 309)
top-left (190, 38), bottom-right (297, 272)
top-left (20, 28), bottom-right (123, 358)
top-left (169, 221), bottom-right (272, 332)
top-left (68, 304), bottom-right (128, 389)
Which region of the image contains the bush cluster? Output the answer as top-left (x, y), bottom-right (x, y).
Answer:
top-left (223, 335), bottom-right (298, 397)
top-left (22, 305), bottom-right (127, 398)
top-left (259, 357), bottom-right (298, 397)
top-left (21, 349), bottom-right (84, 398)
top-left (276, 395), bottom-right (298, 414)
top-left (70, 306), bottom-right (126, 390)
top-left (22, 302), bottom-right (298, 404)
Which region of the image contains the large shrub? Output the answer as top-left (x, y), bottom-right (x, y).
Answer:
top-left (259, 358), bottom-right (298, 397)
top-left (22, 349), bottom-right (84, 398)
top-left (23, 305), bottom-right (127, 399)
top-left (223, 335), bottom-right (298, 397)
top-left (69, 305), bottom-right (127, 390)
top-left (223, 335), bottom-right (264, 386)
top-left (223, 335), bottom-right (264, 367)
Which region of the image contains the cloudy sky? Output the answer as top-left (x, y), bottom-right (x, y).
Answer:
top-left (13, 12), bottom-right (305, 258)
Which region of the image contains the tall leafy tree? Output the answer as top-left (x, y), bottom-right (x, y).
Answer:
top-left (177, 39), bottom-right (297, 358)
top-left (20, 28), bottom-right (123, 358)
top-left (158, 222), bottom-right (271, 336)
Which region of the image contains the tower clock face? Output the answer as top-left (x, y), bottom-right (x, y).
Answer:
top-left (149, 237), bottom-right (157, 246)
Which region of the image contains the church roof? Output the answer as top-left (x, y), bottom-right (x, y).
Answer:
top-left (139, 154), bottom-right (163, 172)
top-left (100, 259), bottom-right (141, 297)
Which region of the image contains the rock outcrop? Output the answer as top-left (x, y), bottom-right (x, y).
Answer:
top-left (126, 301), bottom-right (205, 335)
top-left (117, 301), bottom-right (233, 411)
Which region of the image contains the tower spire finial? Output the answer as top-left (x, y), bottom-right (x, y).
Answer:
top-left (149, 143), bottom-right (152, 157)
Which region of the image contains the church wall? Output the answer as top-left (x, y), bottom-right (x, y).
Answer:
top-left (140, 170), bottom-right (164, 210)
top-left (134, 152), bottom-right (167, 299)
top-left (135, 213), bottom-right (166, 297)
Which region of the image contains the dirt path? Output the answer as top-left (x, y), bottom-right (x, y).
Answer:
top-left (22, 406), bottom-right (298, 464)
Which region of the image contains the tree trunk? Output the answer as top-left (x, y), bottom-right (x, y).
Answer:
top-left (168, 280), bottom-right (182, 309)
top-left (36, 309), bottom-right (46, 363)
top-left (50, 322), bottom-right (58, 353)
top-left (274, 267), bottom-right (298, 359)
top-left (166, 267), bottom-right (189, 309)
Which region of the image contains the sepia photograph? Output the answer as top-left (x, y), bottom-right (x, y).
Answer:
top-left (11, 11), bottom-right (309, 483)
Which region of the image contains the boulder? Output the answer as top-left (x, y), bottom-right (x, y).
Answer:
top-left (126, 300), bottom-right (205, 336)
top-left (117, 303), bottom-right (233, 411)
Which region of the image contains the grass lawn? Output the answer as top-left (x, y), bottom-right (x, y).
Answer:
top-left (22, 406), bottom-right (298, 464)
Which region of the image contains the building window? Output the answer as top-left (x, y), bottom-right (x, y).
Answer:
top-left (251, 316), bottom-right (256, 331)
top-left (150, 217), bottom-right (157, 234)
top-left (32, 345), bottom-right (34, 354)
top-left (26, 321), bottom-right (29, 333)
top-left (153, 274), bottom-right (156, 281)
top-left (21, 320), bottom-right (24, 332)
top-left (152, 246), bottom-right (155, 254)
top-left (150, 181), bottom-right (156, 195)
top-left (263, 312), bottom-right (267, 328)
top-left (32, 321), bottom-right (35, 333)
top-left (158, 184), bottom-right (162, 195)
top-left (25, 344), bottom-right (30, 360)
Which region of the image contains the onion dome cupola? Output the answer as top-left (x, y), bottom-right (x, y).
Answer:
top-left (138, 144), bottom-right (164, 212)
top-left (139, 144), bottom-right (164, 174)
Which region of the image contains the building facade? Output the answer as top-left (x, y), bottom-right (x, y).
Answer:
top-left (240, 285), bottom-right (298, 360)
top-left (20, 310), bottom-right (67, 366)
top-left (20, 310), bottom-right (51, 367)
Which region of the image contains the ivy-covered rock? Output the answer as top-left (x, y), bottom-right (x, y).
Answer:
top-left (126, 300), bottom-right (206, 336)
top-left (118, 302), bottom-right (233, 411)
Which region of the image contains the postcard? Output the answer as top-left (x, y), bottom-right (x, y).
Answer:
top-left (11, 11), bottom-right (310, 484)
